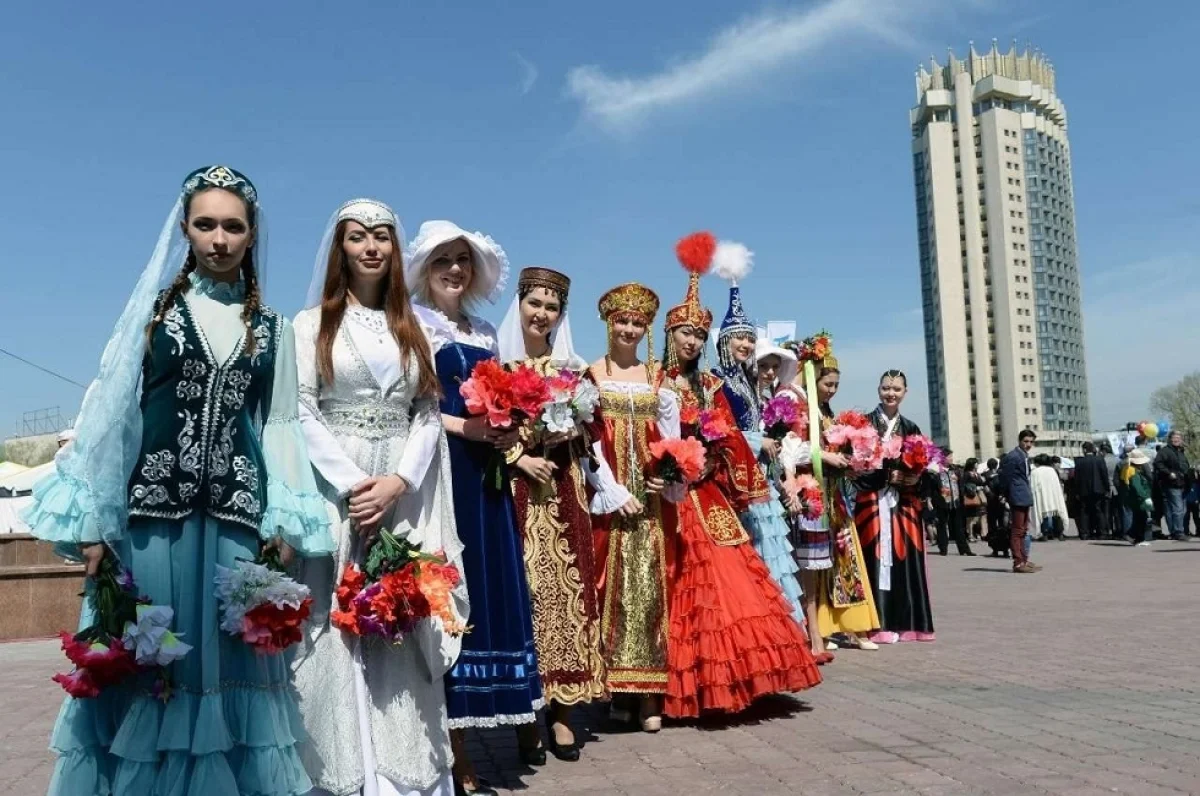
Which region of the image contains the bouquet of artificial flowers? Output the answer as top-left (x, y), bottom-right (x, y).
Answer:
top-left (214, 548), bottom-right (312, 656)
top-left (53, 556), bottom-right (190, 700)
top-left (648, 437), bottom-right (707, 487)
top-left (823, 409), bottom-right (884, 473)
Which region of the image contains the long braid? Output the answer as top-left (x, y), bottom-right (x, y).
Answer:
top-left (240, 251), bottom-right (261, 351)
top-left (145, 251), bottom-right (198, 348)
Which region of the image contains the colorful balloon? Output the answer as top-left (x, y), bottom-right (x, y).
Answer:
top-left (1142, 422), bottom-right (1159, 440)
top-left (1158, 420), bottom-right (1171, 437)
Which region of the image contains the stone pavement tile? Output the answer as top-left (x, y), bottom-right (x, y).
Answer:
top-left (6, 542), bottom-right (1200, 794)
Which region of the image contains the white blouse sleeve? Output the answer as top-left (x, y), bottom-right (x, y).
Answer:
top-left (779, 433), bottom-right (813, 472)
top-left (293, 311), bottom-right (370, 497)
top-left (585, 441), bottom-right (633, 514)
top-left (656, 387), bottom-right (685, 504)
top-left (395, 396), bottom-right (440, 490)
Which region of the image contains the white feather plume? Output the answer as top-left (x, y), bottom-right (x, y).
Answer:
top-left (712, 240), bottom-right (753, 283)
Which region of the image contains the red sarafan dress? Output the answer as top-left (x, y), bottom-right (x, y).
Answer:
top-left (662, 369), bottom-right (821, 718)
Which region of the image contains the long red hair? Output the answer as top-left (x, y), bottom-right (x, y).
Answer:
top-left (317, 221), bottom-right (439, 397)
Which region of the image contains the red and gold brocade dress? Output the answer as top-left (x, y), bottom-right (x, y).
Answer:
top-left (510, 357), bottom-right (607, 706)
top-left (587, 373), bottom-right (680, 697)
top-left (663, 369), bottom-right (821, 718)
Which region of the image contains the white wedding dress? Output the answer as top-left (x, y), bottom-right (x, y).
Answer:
top-left (291, 305), bottom-right (467, 796)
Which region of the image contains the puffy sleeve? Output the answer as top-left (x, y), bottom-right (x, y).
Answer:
top-left (779, 434), bottom-right (813, 474)
top-left (585, 440), bottom-right (633, 514)
top-left (656, 387), bottom-right (685, 504)
top-left (396, 395), bottom-right (439, 490)
top-left (292, 310), bottom-right (370, 497)
top-left (22, 375), bottom-right (142, 561)
top-left (260, 317), bottom-right (335, 556)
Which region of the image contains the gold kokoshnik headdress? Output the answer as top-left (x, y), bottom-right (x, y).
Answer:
top-left (598, 282), bottom-right (661, 373)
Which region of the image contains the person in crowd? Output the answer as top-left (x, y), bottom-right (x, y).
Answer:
top-left (659, 234), bottom-right (821, 716)
top-left (959, 458), bottom-right (988, 543)
top-left (1154, 430), bottom-right (1190, 541)
top-left (983, 458), bottom-right (1010, 556)
top-left (711, 265), bottom-right (806, 627)
top-left (1074, 442), bottom-right (1110, 541)
top-left (777, 332), bottom-right (880, 654)
top-left (291, 199), bottom-right (467, 796)
top-left (854, 370), bottom-right (935, 643)
top-left (1032, 454), bottom-right (1068, 542)
top-left (24, 166), bottom-right (334, 795)
top-left (1185, 467), bottom-right (1200, 537)
top-left (407, 221), bottom-right (544, 796)
top-left (586, 282), bottom-right (679, 733)
top-left (999, 429), bottom-right (1041, 573)
top-left (498, 266), bottom-right (626, 761)
top-left (1102, 442), bottom-right (1121, 538)
top-left (1123, 449), bottom-right (1155, 547)
top-left (929, 450), bottom-right (973, 556)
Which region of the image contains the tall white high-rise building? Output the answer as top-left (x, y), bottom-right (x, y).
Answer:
top-left (910, 41), bottom-right (1090, 459)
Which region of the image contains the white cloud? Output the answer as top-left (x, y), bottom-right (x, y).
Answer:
top-left (565, 0), bottom-right (953, 132)
top-left (514, 51), bottom-right (538, 95)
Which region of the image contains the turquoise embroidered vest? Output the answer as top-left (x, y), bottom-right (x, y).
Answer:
top-left (127, 292), bottom-right (280, 531)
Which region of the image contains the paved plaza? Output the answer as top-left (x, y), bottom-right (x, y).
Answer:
top-left (3, 537), bottom-right (1200, 795)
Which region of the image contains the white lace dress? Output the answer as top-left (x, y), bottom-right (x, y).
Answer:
top-left (291, 305), bottom-right (467, 796)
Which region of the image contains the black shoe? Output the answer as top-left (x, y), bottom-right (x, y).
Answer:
top-left (938, 550), bottom-right (948, 556)
top-left (959, 550), bottom-right (977, 556)
top-left (545, 715), bottom-right (581, 762)
top-left (455, 776), bottom-right (499, 796)
top-left (518, 743), bottom-right (547, 767)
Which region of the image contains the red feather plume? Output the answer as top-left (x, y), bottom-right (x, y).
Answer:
top-left (675, 231), bottom-right (716, 275)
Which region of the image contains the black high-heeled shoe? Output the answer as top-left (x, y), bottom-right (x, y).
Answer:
top-left (455, 775), bottom-right (499, 796)
top-left (517, 741), bottom-right (547, 767)
top-left (545, 713), bottom-right (581, 762)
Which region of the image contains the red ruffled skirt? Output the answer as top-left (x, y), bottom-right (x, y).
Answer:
top-left (665, 484), bottom-right (822, 718)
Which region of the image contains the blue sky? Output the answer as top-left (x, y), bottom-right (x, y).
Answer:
top-left (1, 0), bottom-right (1197, 439)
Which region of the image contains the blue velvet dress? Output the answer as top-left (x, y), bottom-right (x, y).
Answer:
top-left (428, 316), bottom-right (543, 728)
top-left (716, 375), bottom-right (806, 628)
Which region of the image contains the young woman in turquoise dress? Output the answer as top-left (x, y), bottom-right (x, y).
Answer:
top-left (23, 166), bottom-right (333, 795)
top-left (405, 221), bottom-right (543, 796)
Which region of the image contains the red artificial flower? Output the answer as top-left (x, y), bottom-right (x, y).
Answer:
top-left (242, 599), bottom-right (310, 655)
top-left (507, 364), bottom-right (552, 417)
top-left (460, 360), bottom-right (516, 428)
top-left (53, 668), bottom-right (101, 699)
top-left (57, 633), bottom-right (137, 687)
top-left (649, 437), bottom-right (707, 483)
top-left (834, 410), bottom-right (870, 429)
top-left (698, 409), bottom-right (733, 442)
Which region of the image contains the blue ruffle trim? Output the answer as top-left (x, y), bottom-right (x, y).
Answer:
top-left (22, 471), bottom-right (119, 561)
top-left (48, 685), bottom-right (311, 796)
top-left (742, 499), bottom-right (806, 627)
top-left (260, 481), bottom-right (334, 557)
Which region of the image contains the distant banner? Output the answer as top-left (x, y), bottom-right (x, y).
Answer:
top-left (766, 321), bottom-right (796, 347)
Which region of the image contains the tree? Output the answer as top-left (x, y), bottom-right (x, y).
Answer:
top-left (1150, 372), bottom-right (1200, 461)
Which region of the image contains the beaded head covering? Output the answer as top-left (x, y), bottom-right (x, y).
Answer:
top-left (182, 165), bottom-right (259, 209)
top-left (518, 266), bottom-right (571, 300)
top-left (598, 282), bottom-right (660, 375)
top-left (304, 197), bottom-right (404, 309)
top-left (336, 197), bottom-right (397, 229)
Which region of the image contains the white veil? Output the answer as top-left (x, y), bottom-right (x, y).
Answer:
top-left (303, 198), bottom-right (406, 310)
top-left (496, 293), bottom-right (586, 369)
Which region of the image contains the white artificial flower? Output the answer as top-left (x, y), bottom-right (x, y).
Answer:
top-left (122, 604), bottom-right (192, 666)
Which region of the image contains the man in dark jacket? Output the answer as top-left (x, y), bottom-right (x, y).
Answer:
top-left (998, 429), bottom-right (1041, 573)
top-left (1074, 442), bottom-right (1111, 540)
top-left (929, 450), bottom-right (974, 556)
top-left (1155, 431), bottom-right (1190, 541)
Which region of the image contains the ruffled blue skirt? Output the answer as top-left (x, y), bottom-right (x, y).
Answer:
top-left (44, 514), bottom-right (310, 796)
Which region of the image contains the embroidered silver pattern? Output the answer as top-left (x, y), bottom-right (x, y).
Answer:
top-left (131, 484), bottom-right (175, 507)
top-left (178, 411), bottom-right (202, 479)
top-left (232, 455), bottom-right (259, 492)
top-left (227, 490), bottom-right (261, 516)
top-left (140, 450), bottom-right (175, 482)
top-left (210, 417), bottom-right (236, 477)
top-left (176, 359), bottom-right (207, 401)
top-left (210, 483), bottom-right (225, 504)
top-left (250, 323), bottom-right (270, 366)
top-left (179, 482), bottom-right (198, 501)
top-left (162, 307), bottom-right (188, 355)
top-left (223, 370), bottom-right (251, 411)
